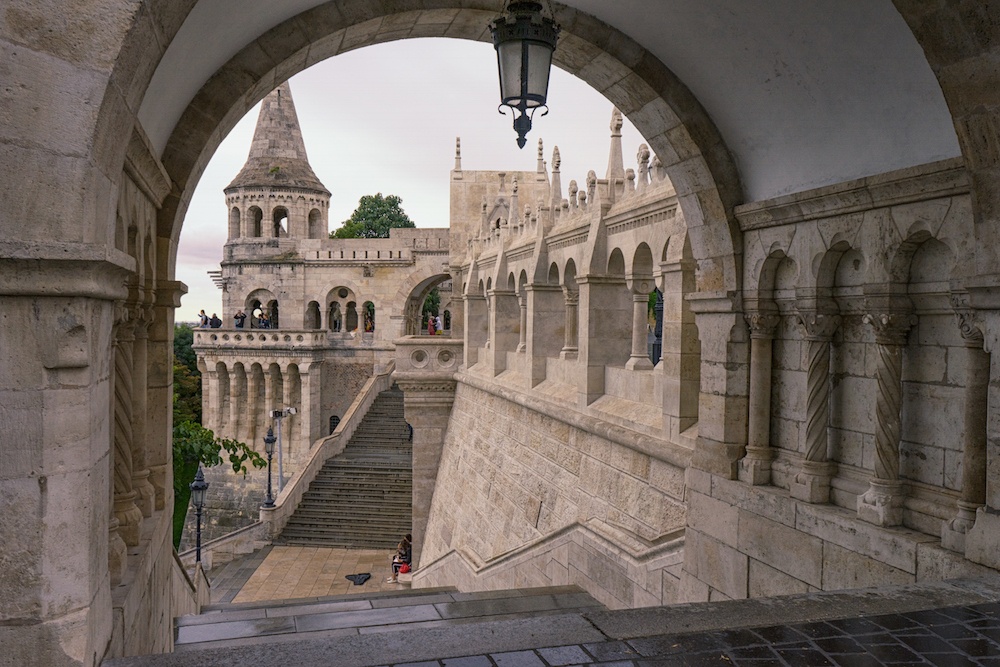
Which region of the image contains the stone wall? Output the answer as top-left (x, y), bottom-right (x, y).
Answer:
top-left (421, 379), bottom-right (687, 606)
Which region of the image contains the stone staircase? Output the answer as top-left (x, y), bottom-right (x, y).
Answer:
top-left (171, 585), bottom-right (604, 653)
top-left (276, 385), bottom-right (412, 550)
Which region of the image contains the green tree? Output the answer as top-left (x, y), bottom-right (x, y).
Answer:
top-left (171, 324), bottom-right (265, 546)
top-left (330, 193), bottom-right (416, 239)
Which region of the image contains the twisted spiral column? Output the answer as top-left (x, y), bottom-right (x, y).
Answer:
top-left (857, 310), bottom-right (914, 527)
top-left (790, 312), bottom-right (840, 503)
top-left (112, 314), bottom-right (143, 546)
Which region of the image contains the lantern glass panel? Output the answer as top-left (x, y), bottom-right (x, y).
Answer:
top-left (191, 485), bottom-right (206, 508)
top-left (525, 42), bottom-right (553, 106)
top-left (497, 41), bottom-right (523, 105)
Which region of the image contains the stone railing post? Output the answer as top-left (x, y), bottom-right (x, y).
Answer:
top-left (942, 302), bottom-right (988, 552)
top-left (517, 291), bottom-right (528, 353)
top-left (857, 310), bottom-right (914, 527)
top-left (790, 311), bottom-right (841, 503)
top-left (738, 310), bottom-right (780, 485)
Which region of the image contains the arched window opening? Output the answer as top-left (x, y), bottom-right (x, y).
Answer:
top-left (273, 207), bottom-right (289, 238)
top-left (249, 206), bottom-right (263, 237)
top-left (649, 288), bottom-right (663, 365)
top-left (443, 310), bottom-right (452, 331)
top-left (306, 301), bottom-right (321, 329)
top-left (229, 207), bottom-right (241, 239)
top-left (363, 301), bottom-right (375, 332)
top-left (345, 301), bottom-right (359, 332)
top-left (329, 302), bottom-right (342, 332)
top-left (308, 208), bottom-right (324, 239)
top-left (268, 300), bottom-right (280, 329)
top-left (329, 415), bottom-right (341, 435)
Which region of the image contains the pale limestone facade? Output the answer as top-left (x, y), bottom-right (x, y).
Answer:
top-left (6, 2), bottom-right (1000, 666)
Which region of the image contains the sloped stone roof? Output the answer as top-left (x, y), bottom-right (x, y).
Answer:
top-left (226, 81), bottom-right (330, 195)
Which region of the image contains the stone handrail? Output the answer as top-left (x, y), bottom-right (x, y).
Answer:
top-left (177, 520), bottom-right (271, 571)
top-left (413, 519), bottom-right (685, 608)
top-left (259, 360), bottom-right (396, 538)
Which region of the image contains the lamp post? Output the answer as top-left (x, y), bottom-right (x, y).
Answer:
top-left (270, 407), bottom-right (297, 493)
top-left (189, 466), bottom-right (209, 563)
top-left (262, 427), bottom-right (276, 508)
top-left (490, 0), bottom-right (560, 148)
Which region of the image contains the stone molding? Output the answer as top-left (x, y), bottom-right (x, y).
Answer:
top-left (0, 249), bottom-right (133, 300)
top-left (735, 157), bottom-right (967, 230)
top-left (124, 125), bottom-right (172, 207)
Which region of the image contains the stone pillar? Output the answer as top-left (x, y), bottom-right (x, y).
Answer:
top-left (687, 292), bottom-right (749, 478)
top-left (112, 311), bottom-right (144, 546)
top-left (517, 291), bottom-right (528, 353)
top-left (147, 281), bottom-right (186, 512)
top-left (660, 259), bottom-right (699, 439)
top-left (247, 367), bottom-right (260, 447)
top-left (525, 285), bottom-right (564, 387)
top-left (396, 378), bottom-right (457, 568)
top-left (738, 311), bottom-right (780, 485)
top-left (463, 293), bottom-right (487, 369)
top-left (790, 311), bottom-right (841, 503)
top-left (857, 310), bottom-right (914, 527)
top-left (487, 289), bottom-right (519, 376)
top-left (229, 366), bottom-right (242, 442)
top-left (942, 308), bottom-right (988, 552)
top-left (626, 292), bottom-right (654, 370)
top-left (298, 363), bottom-right (321, 451)
top-left (560, 288), bottom-right (579, 359)
top-left (129, 303), bottom-right (155, 517)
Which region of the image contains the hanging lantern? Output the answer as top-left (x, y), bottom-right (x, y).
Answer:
top-left (490, 1), bottom-right (560, 148)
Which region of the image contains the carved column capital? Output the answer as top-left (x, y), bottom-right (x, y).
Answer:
top-left (562, 287), bottom-right (579, 306)
top-left (950, 293), bottom-right (984, 346)
top-left (862, 311), bottom-right (915, 345)
top-left (745, 311), bottom-right (781, 339)
top-left (795, 311), bottom-right (840, 341)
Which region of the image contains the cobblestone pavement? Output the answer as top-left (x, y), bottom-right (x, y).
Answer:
top-left (394, 601), bottom-right (1000, 666)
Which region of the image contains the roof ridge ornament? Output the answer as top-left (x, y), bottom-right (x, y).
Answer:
top-left (489, 0), bottom-right (560, 148)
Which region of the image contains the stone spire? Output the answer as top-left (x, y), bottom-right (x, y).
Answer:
top-left (455, 137), bottom-right (462, 171)
top-left (606, 108), bottom-right (625, 183)
top-left (226, 81), bottom-right (329, 194)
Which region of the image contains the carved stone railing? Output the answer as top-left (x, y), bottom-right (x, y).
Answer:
top-left (192, 328), bottom-right (328, 350)
top-left (393, 335), bottom-right (465, 377)
top-left (259, 361), bottom-right (396, 538)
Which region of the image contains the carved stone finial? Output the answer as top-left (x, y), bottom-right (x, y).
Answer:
top-left (552, 146), bottom-right (561, 170)
top-left (455, 136), bottom-right (462, 170)
top-left (610, 107), bottom-right (623, 135)
top-left (498, 172), bottom-right (506, 193)
top-left (537, 138), bottom-right (545, 172)
top-left (512, 175), bottom-right (518, 194)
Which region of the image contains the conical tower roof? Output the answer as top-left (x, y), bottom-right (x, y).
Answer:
top-left (225, 82), bottom-right (330, 194)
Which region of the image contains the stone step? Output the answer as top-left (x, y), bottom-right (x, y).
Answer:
top-left (172, 586), bottom-right (604, 652)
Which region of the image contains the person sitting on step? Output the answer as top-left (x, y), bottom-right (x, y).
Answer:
top-left (387, 534), bottom-right (412, 583)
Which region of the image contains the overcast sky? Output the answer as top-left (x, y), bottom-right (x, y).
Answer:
top-left (176, 37), bottom-right (645, 322)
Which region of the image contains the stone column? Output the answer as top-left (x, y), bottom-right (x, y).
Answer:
top-left (738, 311), bottom-right (780, 485)
top-left (517, 291), bottom-right (528, 353)
top-left (462, 293), bottom-right (487, 369)
top-left (247, 366), bottom-right (260, 447)
top-left (525, 285), bottom-right (564, 388)
top-left (148, 281), bottom-right (186, 511)
top-left (487, 289), bottom-right (519, 376)
top-left (626, 292), bottom-right (654, 370)
top-left (790, 311), bottom-right (841, 503)
top-left (857, 311), bottom-right (914, 526)
top-left (942, 309), bottom-right (989, 552)
top-left (560, 288), bottom-right (579, 359)
top-left (129, 303), bottom-right (155, 517)
top-left (229, 365), bottom-right (245, 440)
top-left (112, 310), bottom-right (143, 546)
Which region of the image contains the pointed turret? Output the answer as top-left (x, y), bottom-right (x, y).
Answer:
top-left (226, 82), bottom-right (330, 195)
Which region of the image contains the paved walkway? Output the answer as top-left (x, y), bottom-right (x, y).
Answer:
top-left (210, 546), bottom-right (405, 604)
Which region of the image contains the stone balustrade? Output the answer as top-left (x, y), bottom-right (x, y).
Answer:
top-left (393, 336), bottom-right (465, 376)
top-left (192, 328), bottom-right (328, 350)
